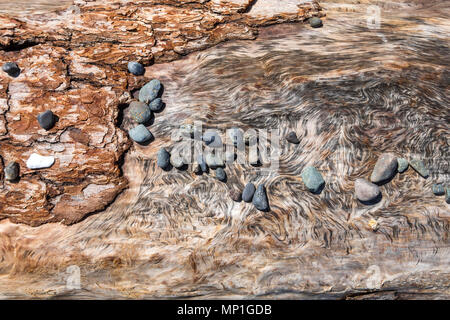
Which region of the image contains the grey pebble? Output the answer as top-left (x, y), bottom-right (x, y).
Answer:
top-left (309, 17), bottom-right (323, 28)
top-left (355, 178), bottom-right (381, 203)
top-left (149, 98), bottom-right (163, 112)
top-left (252, 184), bottom-right (269, 211)
top-left (301, 166), bottom-right (325, 193)
top-left (37, 110), bottom-right (55, 130)
top-left (370, 153), bottom-right (397, 184)
top-left (215, 167), bottom-right (227, 182)
top-left (128, 124), bottom-right (153, 144)
top-left (4, 162), bottom-right (19, 181)
top-left (157, 148), bottom-right (170, 170)
top-left (129, 101), bottom-right (152, 124)
top-left (397, 158), bottom-right (409, 173)
top-left (139, 79), bottom-right (162, 104)
top-left (286, 131), bottom-right (300, 144)
top-left (127, 61), bottom-right (145, 76)
top-left (242, 183), bottom-right (256, 203)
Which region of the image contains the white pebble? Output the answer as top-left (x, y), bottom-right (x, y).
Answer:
top-left (26, 153), bottom-right (55, 170)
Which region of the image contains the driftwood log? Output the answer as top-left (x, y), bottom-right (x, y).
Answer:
top-left (0, 0), bottom-right (448, 299)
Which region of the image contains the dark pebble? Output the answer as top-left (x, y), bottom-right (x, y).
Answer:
top-left (37, 110), bottom-right (55, 130)
top-left (432, 183), bottom-right (445, 196)
top-left (242, 182), bottom-right (256, 203)
top-left (2, 62), bottom-right (20, 77)
top-left (4, 162), bottom-right (19, 181)
top-left (286, 131), bottom-right (300, 144)
top-left (230, 190), bottom-right (242, 202)
top-left (252, 184), bottom-right (269, 211)
top-left (129, 101), bottom-right (152, 124)
top-left (127, 61), bottom-right (145, 76)
top-left (139, 79), bottom-right (162, 104)
top-left (309, 17), bottom-right (323, 28)
top-left (149, 98), bottom-right (163, 112)
top-left (157, 148), bottom-right (170, 170)
top-left (215, 167), bottom-right (227, 182)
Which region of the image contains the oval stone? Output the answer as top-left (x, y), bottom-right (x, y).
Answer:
top-left (253, 184), bottom-right (269, 211)
top-left (2, 62), bottom-right (20, 77)
top-left (355, 178), bottom-right (381, 203)
top-left (215, 168), bottom-right (227, 182)
top-left (242, 183), bottom-right (256, 203)
top-left (149, 98), bottom-right (163, 112)
top-left (129, 101), bottom-right (152, 124)
top-left (128, 124), bottom-right (153, 144)
top-left (127, 61), bottom-right (145, 76)
top-left (370, 153), bottom-right (398, 184)
top-left (309, 17), bottom-right (323, 28)
top-left (286, 131), bottom-right (300, 144)
top-left (139, 79), bottom-right (162, 104)
top-left (157, 148), bottom-right (170, 169)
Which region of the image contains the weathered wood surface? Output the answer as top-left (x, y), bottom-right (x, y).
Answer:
top-left (0, 0), bottom-right (449, 299)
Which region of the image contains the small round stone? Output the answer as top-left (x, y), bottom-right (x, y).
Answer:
top-left (355, 178), bottom-right (381, 203)
top-left (397, 158), bottom-right (409, 173)
top-left (242, 182), bottom-right (256, 203)
top-left (2, 62), bottom-right (20, 77)
top-left (170, 153), bottom-right (184, 169)
top-left (37, 110), bottom-right (55, 130)
top-left (230, 190), bottom-right (242, 202)
top-left (286, 131), bottom-right (300, 144)
top-left (4, 162), bottom-right (19, 181)
top-left (128, 124), bottom-right (153, 144)
top-left (409, 159), bottom-right (429, 179)
top-left (215, 167), bottom-right (227, 182)
top-left (129, 101), bottom-right (152, 124)
top-left (252, 184), bottom-right (269, 211)
top-left (309, 17), bottom-right (323, 28)
top-left (432, 183), bottom-right (445, 196)
top-left (127, 61), bottom-right (145, 76)
top-left (149, 98), bottom-right (163, 112)
top-left (157, 148), bottom-right (170, 170)
top-left (301, 166), bottom-right (325, 193)
top-left (139, 79), bottom-right (162, 104)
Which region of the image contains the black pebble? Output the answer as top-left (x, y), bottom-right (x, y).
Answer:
top-left (242, 182), bottom-right (256, 203)
top-left (252, 184), bottom-right (269, 211)
top-left (37, 110), bottom-right (55, 130)
top-left (157, 148), bottom-right (170, 170)
top-left (2, 62), bottom-right (20, 78)
top-left (309, 17), bottom-right (323, 28)
top-left (215, 167), bottom-right (227, 182)
top-left (286, 131), bottom-right (300, 144)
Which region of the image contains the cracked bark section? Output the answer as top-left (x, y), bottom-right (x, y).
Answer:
top-left (0, 0), bottom-right (323, 226)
